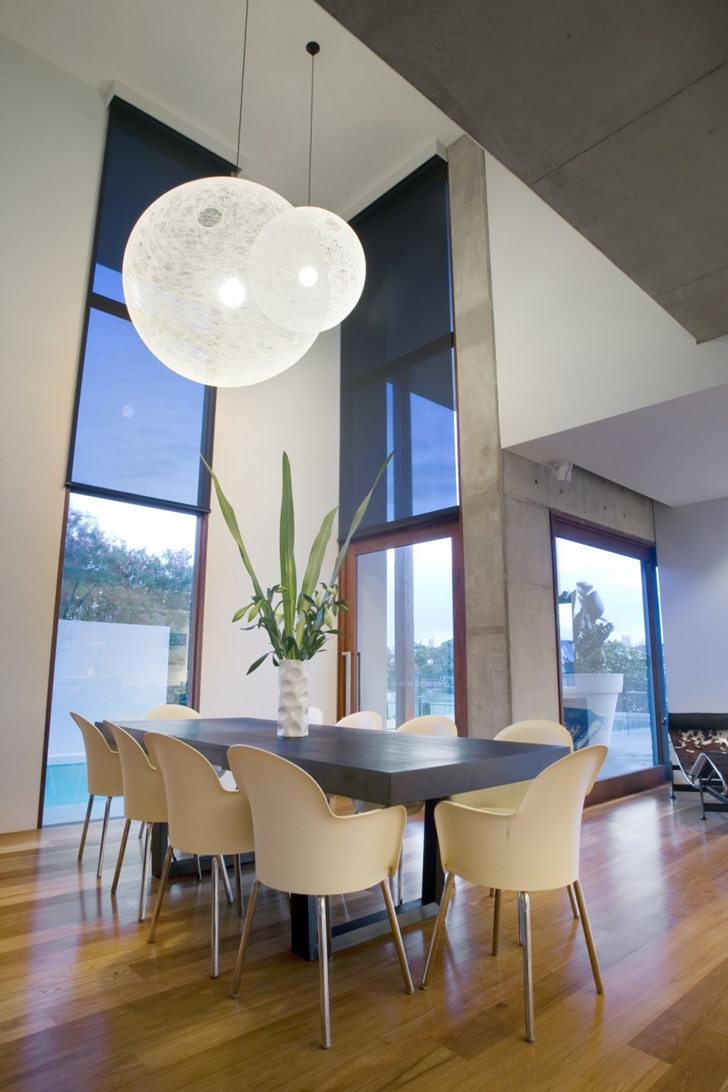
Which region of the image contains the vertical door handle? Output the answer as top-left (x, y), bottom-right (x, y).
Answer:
top-left (342, 651), bottom-right (352, 717)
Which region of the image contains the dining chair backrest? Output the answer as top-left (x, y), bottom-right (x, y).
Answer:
top-left (308, 707), bottom-right (325, 725)
top-left (227, 745), bottom-right (405, 896)
top-left (336, 711), bottom-right (383, 730)
top-left (449, 719), bottom-right (575, 810)
top-left (143, 704), bottom-right (202, 720)
top-left (105, 721), bottom-right (167, 824)
top-left (436, 745), bottom-right (607, 893)
top-left (70, 712), bottom-right (123, 798)
top-left (495, 720), bottom-right (573, 750)
top-left (397, 714), bottom-right (457, 737)
top-left (144, 733), bottom-right (253, 857)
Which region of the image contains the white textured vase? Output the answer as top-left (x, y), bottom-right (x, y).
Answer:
top-left (277, 659), bottom-right (310, 737)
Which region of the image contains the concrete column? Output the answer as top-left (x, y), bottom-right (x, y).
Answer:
top-left (448, 134), bottom-right (511, 737)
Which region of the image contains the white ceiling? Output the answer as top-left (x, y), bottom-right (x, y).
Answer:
top-left (509, 384), bottom-right (728, 509)
top-left (0, 0), bottom-right (462, 216)
top-left (2, 0), bottom-right (725, 510)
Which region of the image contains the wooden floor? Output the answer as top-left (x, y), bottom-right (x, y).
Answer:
top-left (2, 787), bottom-right (728, 1091)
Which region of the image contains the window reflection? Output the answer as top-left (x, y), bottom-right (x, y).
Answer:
top-left (555, 537), bottom-right (657, 779)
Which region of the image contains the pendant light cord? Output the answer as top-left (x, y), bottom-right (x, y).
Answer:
top-left (235, 0), bottom-right (251, 176)
top-left (306, 41), bottom-right (320, 205)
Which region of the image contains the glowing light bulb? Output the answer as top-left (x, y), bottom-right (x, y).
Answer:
top-left (219, 277), bottom-right (246, 307)
top-left (298, 265), bottom-right (318, 288)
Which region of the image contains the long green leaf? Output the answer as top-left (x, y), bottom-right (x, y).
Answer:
top-left (329, 451), bottom-right (393, 584)
top-left (246, 652), bottom-right (270, 675)
top-left (300, 506), bottom-right (337, 600)
top-left (201, 457), bottom-right (265, 601)
top-left (279, 452), bottom-right (297, 639)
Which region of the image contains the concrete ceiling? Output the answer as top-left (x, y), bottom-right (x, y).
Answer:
top-left (315, 0), bottom-right (728, 344)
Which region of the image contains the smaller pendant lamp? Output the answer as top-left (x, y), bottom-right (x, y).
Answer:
top-left (249, 205), bottom-right (366, 334)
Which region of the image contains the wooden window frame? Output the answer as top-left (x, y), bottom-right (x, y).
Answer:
top-left (337, 514), bottom-right (467, 733)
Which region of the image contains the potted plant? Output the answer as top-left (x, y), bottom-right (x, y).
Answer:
top-left (205, 452), bottom-right (389, 736)
top-left (559, 581), bottom-right (623, 748)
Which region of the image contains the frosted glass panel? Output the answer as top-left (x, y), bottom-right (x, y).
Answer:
top-left (49, 619), bottom-right (170, 762)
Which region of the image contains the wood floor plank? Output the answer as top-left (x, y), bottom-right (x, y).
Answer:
top-left (3, 790), bottom-right (728, 1089)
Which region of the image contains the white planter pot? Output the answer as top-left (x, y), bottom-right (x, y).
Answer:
top-left (277, 658), bottom-right (310, 737)
top-left (561, 672), bottom-right (624, 749)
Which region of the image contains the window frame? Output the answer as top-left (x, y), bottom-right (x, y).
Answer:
top-left (550, 512), bottom-right (667, 800)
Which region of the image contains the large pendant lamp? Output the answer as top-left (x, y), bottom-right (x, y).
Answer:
top-left (122, 21), bottom-right (365, 387)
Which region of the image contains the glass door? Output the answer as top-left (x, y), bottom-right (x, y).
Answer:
top-left (339, 522), bottom-right (464, 731)
top-left (553, 520), bottom-right (663, 781)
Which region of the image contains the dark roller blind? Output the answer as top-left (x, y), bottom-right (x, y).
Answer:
top-left (340, 157), bottom-right (457, 535)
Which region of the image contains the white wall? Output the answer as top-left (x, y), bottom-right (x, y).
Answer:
top-left (485, 152), bottom-right (728, 449)
top-left (0, 38), bottom-right (341, 833)
top-left (655, 499), bottom-right (728, 712)
top-left (0, 38), bottom-right (106, 832)
top-left (200, 331), bottom-right (341, 723)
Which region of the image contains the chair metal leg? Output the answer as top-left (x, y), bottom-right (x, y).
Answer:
top-left (111, 818), bottom-right (131, 895)
top-left (78, 795), bottom-right (94, 861)
top-left (138, 821), bottom-right (144, 839)
top-left (317, 894), bottom-right (332, 1049)
top-left (567, 883), bottom-right (580, 920)
top-left (518, 891), bottom-right (535, 1042)
top-left (380, 880), bottom-right (414, 993)
top-left (231, 878), bottom-right (260, 998)
top-left (211, 856), bottom-right (220, 978)
top-left (492, 888), bottom-right (502, 955)
top-left (138, 822), bottom-right (153, 922)
top-left (234, 854), bottom-right (244, 918)
top-left (573, 878), bottom-right (604, 994)
top-left (421, 870), bottom-right (456, 987)
top-left (148, 844), bottom-right (174, 943)
top-left (96, 796), bottom-right (113, 879)
top-left (219, 856), bottom-right (234, 904)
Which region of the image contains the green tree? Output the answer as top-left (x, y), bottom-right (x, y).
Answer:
top-left (59, 509), bottom-right (193, 625)
top-left (603, 639), bottom-right (649, 713)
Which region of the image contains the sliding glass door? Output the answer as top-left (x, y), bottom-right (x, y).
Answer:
top-left (339, 522), bottom-right (464, 731)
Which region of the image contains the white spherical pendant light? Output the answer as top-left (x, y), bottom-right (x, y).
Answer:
top-left (122, 176), bottom-right (317, 386)
top-left (249, 205), bottom-right (366, 334)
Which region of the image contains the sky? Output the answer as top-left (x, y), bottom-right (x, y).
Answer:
top-left (72, 493), bottom-right (197, 557)
top-left (385, 536), bottom-right (454, 649)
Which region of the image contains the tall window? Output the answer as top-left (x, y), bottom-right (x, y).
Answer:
top-left (41, 100), bottom-right (232, 825)
top-left (338, 158), bottom-right (464, 728)
top-left (552, 516), bottom-right (664, 784)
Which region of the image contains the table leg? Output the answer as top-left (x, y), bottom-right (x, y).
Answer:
top-left (288, 798), bottom-right (445, 962)
top-left (421, 798), bottom-right (445, 905)
top-left (291, 894), bottom-right (318, 961)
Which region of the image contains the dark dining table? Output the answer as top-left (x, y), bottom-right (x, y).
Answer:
top-left (117, 716), bottom-right (569, 960)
